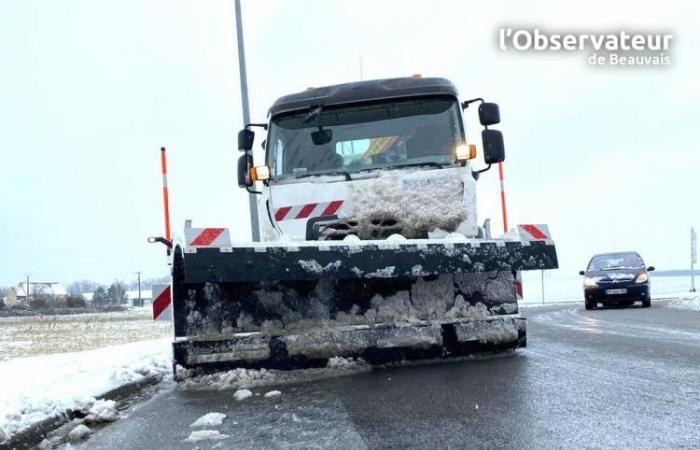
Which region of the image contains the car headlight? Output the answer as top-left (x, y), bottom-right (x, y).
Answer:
top-left (635, 272), bottom-right (649, 284)
top-left (583, 277), bottom-right (598, 288)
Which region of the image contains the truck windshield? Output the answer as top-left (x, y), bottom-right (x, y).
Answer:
top-left (267, 96), bottom-right (463, 179)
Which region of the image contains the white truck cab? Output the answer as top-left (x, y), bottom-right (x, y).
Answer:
top-left (237, 77), bottom-right (505, 243)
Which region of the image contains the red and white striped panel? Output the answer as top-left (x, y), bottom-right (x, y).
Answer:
top-left (274, 200), bottom-right (344, 222)
top-left (152, 283), bottom-right (172, 321)
top-left (185, 227), bottom-right (231, 247)
top-left (514, 271), bottom-right (523, 301)
top-left (517, 224), bottom-right (551, 241)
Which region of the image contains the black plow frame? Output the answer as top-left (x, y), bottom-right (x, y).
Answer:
top-left (171, 239), bottom-right (557, 372)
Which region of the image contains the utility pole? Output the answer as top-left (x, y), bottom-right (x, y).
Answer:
top-left (136, 271), bottom-right (142, 307)
top-left (691, 227), bottom-right (697, 293)
top-left (26, 275), bottom-right (30, 304)
top-left (234, 0), bottom-right (260, 242)
top-left (541, 270), bottom-right (545, 305)
top-left (359, 54), bottom-right (364, 80)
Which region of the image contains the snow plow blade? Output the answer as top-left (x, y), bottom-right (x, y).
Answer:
top-left (171, 239), bottom-right (557, 372)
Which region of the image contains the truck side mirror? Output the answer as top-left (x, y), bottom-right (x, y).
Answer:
top-left (238, 129), bottom-right (254, 151)
top-left (237, 154), bottom-right (253, 187)
top-left (478, 103), bottom-right (500, 126)
top-left (647, 266), bottom-right (655, 272)
top-left (482, 129), bottom-right (505, 164)
top-left (579, 270), bottom-right (585, 276)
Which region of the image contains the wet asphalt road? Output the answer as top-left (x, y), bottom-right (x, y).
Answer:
top-left (83, 302), bottom-right (700, 449)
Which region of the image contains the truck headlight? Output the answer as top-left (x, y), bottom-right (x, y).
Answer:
top-left (583, 277), bottom-right (598, 288)
top-left (250, 165), bottom-right (270, 181)
top-left (635, 272), bottom-right (649, 284)
top-left (456, 144), bottom-right (477, 161)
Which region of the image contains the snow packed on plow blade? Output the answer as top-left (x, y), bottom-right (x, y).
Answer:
top-left (172, 239), bottom-right (557, 372)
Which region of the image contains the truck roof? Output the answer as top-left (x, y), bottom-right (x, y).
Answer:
top-left (268, 77), bottom-right (458, 116)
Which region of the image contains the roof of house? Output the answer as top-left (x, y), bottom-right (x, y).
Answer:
top-left (126, 290), bottom-right (152, 300)
top-left (16, 282), bottom-right (67, 297)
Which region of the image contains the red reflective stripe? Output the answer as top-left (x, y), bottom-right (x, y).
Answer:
top-left (296, 203), bottom-right (318, 219)
top-left (160, 148), bottom-right (171, 242)
top-left (521, 224), bottom-right (548, 240)
top-left (152, 286), bottom-right (171, 319)
top-left (321, 200), bottom-right (343, 216)
top-left (190, 228), bottom-right (225, 246)
top-left (274, 207), bottom-right (292, 221)
top-left (498, 162), bottom-right (508, 233)
top-left (515, 281), bottom-right (523, 299)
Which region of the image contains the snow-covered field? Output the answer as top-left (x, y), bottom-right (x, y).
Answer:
top-left (0, 309), bottom-right (171, 361)
top-left (0, 338), bottom-right (171, 441)
top-left (519, 273), bottom-right (696, 304)
top-left (0, 308), bottom-right (172, 441)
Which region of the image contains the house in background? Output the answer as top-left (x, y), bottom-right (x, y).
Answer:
top-left (126, 290), bottom-right (152, 307)
top-left (78, 290), bottom-right (152, 307)
top-left (5, 282), bottom-right (68, 307)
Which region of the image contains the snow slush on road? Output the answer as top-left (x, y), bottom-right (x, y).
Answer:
top-left (153, 77), bottom-right (558, 375)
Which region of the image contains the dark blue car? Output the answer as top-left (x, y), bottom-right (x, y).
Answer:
top-left (579, 252), bottom-right (655, 310)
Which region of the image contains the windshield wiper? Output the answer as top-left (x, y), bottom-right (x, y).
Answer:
top-left (294, 170), bottom-right (352, 181)
top-left (386, 161), bottom-right (446, 170)
top-left (602, 266), bottom-right (628, 270)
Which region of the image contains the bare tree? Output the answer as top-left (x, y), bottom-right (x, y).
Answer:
top-left (107, 282), bottom-right (129, 305)
top-left (92, 286), bottom-right (108, 306)
top-left (67, 280), bottom-right (101, 295)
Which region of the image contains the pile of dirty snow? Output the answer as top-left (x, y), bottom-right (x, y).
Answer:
top-left (190, 412), bottom-right (227, 428)
top-left (345, 170), bottom-right (474, 238)
top-left (184, 412), bottom-right (230, 443)
top-left (84, 399), bottom-right (119, 423)
top-left (183, 429), bottom-right (230, 443)
top-left (0, 338), bottom-right (170, 440)
top-left (177, 357), bottom-right (368, 391)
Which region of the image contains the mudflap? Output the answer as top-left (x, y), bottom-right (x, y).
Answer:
top-left (168, 238), bottom-right (553, 373)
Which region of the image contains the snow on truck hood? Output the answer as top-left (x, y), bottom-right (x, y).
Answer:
top-left (266, 166), bottom-right (477, 240)
top-left (345, 169), bottom-right (468, 238)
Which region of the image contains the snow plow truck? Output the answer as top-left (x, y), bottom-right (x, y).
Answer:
top-left (163, 76), bottom-right (558, 373)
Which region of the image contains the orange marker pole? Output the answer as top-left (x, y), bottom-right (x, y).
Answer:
top-left (498, 162), bottom-right (508, 234)
top-left (499, 161), bottom-right (521, 299)
top-left (160, 147), bottom-right (172, 249)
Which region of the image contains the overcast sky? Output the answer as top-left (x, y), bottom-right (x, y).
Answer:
top-left (1, 0), bottom-right (698, 287)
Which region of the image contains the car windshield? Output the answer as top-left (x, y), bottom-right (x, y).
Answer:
top-left (588, 253), bottom-right (645, 270)
top-left (266, 96), bottom-right (463, 179)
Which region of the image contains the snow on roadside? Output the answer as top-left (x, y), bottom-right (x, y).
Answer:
top-left (519, 300), bottom-right (580, 309)
top-left (183, 429), bottom-right (230, 443)
top-left (67, 424), bottom-right (92, 442)
top-left (664, 295), bottom-right (700, 311)
top-left (84, 399), bottom-right (118, 423)
top-left (233, 389), bottom-right (253, 401)
top-left (264, 390), bottom-right (282, 398)
top-left (0, 338), bottom-right (170, 440)
top-left (190, 412), bottom-right (227, 428)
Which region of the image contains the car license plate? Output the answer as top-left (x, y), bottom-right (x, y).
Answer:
top-left (605, 288), bottom-right (627, 295)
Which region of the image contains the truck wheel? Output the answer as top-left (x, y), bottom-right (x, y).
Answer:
top-left (642, 298), bottom-right (651, 308)
top-left (585, 301), bottom-right (595, 310)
